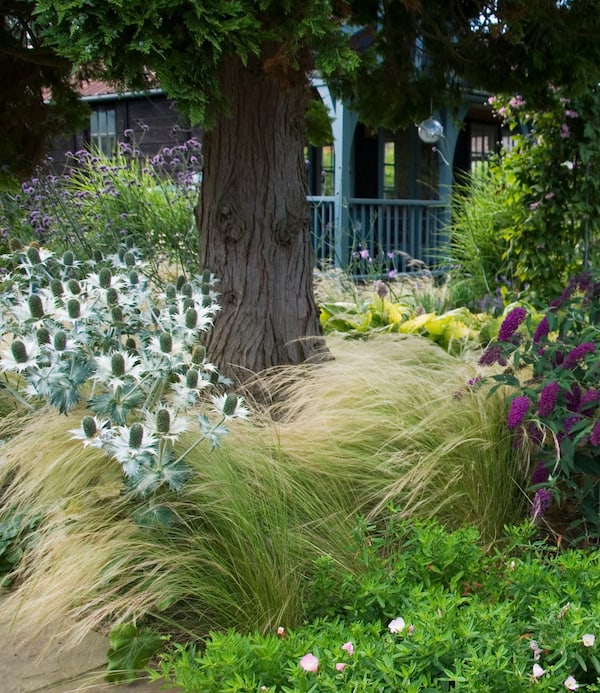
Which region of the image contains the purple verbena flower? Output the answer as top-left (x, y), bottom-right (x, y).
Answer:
top-left (538, 381), bottom-right (560, 417)
top-left (498, 307), bottom-right (527, 342)
top-left (508, 396), bottom-right (531, 429)
top-left (563, 342), bottom-right (595, 369)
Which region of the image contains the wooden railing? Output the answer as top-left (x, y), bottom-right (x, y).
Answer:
top-left (308, 197), bottom-right (448, 273)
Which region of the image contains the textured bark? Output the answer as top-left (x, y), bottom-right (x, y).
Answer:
top-left (196, 50), bottom-right (329, 381)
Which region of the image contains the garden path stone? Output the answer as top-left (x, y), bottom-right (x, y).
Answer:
top-left (0, 595), bottom-right (178, 693)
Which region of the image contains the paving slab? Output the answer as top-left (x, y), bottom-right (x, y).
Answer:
top-left (0, 596), bottom-right (180, 693)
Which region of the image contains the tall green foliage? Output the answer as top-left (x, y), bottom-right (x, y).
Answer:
top-left (442, 165), bottom-right (520, 312)
top-left (489, 88), bottom-right (600, 302)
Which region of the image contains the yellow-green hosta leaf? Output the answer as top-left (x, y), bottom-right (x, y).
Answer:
top-left (398, 312), bottom-right (436, 334)
top-left (443, 320), bottom-right (479, 341)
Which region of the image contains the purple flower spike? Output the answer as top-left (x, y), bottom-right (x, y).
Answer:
top-left (531, 488), bottom-right (553, 519)
top-left (591, 420), bottom-right (600, 446)
top-left (563, 342), bottom-right (596, 369)
top-left (538, 381), bottom-right (560, 417)
top-left (533, 316), bottom-right (550, 343)
top-left (508, 396), bottom-right (531, 429)
top-left (580, 389), bottom-right (600, 413)
top-left (478, 345), bottom-right (507, 367)
top-left (531, 461), bottom-right (550, 486)
top-left (566, 384), bottom-right (582, 412)
top-left (498, 307), bottom-right (527, 342)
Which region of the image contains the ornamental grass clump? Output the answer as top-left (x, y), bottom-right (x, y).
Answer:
top-left (477, 272), bottom-right (600, 543)
top-left (0, 331), bottom-right (530, 649)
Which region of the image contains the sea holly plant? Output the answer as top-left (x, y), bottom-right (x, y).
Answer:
top-left (0, 240), bottom-right (248, 496)
top-left (477, 273), bottom-right (600, 543)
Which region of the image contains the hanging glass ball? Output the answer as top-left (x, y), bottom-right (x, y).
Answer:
top-left (417, 118), bottom-right (444, 143)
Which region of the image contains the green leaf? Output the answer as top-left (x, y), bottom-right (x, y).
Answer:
top-left (105, 623), bottom-right (164, 683)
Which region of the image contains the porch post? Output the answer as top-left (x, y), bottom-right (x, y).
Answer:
top-left (312, 77), bottom-right (358, 269)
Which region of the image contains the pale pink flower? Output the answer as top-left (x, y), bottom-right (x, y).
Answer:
top-left (341, 641), bottom-right (354, 655)
top-left (582, 633), bottom-right (596, 647)
top-left (530, 639), bottom-right (543, 661)
top-left (532, 663), bottom-right (546, 678)
top-left (388, 617), bottom-right (406, 634)
top-left (276, 626), bottom-right (285, 637)
top-left (564, 675), bottom-right (579, 690)
top-left (335, 663), bottom-right (347, 672)
top-left (299, 653), bottom-right (319, 672)
top-left (560, 123), bottom-right (571, 139)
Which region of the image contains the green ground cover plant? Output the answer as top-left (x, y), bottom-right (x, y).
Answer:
top-left (152, 518), bottom-right (600, 692)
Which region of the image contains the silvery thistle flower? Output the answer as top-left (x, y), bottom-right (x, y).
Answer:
top-left (69, 415), bottom-right (112, 449)
top-left (93, 351), bottom-right (144, 391)
top-left (211, 393), bottom-right (250, 421)
top-left (144, 406), bottom-right (191, 443)
top-left (170, 369), bottom-right (210, 410)
top-left (8, 290), bottom-right (56, 328)
top-left (85, 268), bottom-right (126, 294)
top-left (0, 337), bottom-right (40, 373)
top-left (145, 332), bottom-right (191, 372)
top-left (109, 422), bottom-right (158, 477)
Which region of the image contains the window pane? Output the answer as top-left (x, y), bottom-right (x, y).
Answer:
top-left (90, 108), bottom-right (116, 156)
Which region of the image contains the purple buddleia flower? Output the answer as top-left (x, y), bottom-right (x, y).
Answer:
top-left (531, 461), bottom-right (550, 486)
top-left (580, 389), bottom-right (600, 413)
top-left (563, 342), bottom-right (595, 369)
top-left (533, 316), bottom-right (550, 343)
top-left (563, 415), bottom-right (581, 435)
top-left (508, 396), bottom-right (531, 429)
top-left (531, 488), bottom-right (553, 519)
top-left (538, 381), bottom-right (560, 417)
top-left (554, 272), bottom-right (592, 308)
top-left (478, 345), bottom-right (507, 367)
top-left (498, 307), bottom-right (527, 342)
top-left (590, 420), bottom-right (600, 446)
top-left (566, 384), bottom-right (582, 412)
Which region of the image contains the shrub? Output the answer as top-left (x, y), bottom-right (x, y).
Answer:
top-left (478, 274), bottom-right (600, 544)
top-left (486, 87), bottom-right (600, 302)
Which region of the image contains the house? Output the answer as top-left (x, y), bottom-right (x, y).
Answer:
top-left (308, 79), bottom-right (511, 274)
top-left (46, 80), bottom-right (202, 169)
top-left (47, 79), bottom-right (507, 274)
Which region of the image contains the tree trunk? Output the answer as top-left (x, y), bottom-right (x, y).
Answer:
top-left (196, 49), bottom-right (329, 381)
